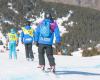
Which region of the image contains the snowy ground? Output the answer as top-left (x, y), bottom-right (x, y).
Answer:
top-left (0, 45), bottom-right (100, 80)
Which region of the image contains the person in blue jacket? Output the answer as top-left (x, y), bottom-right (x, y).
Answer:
top-left (21, 20), bottom-right (34, 61)
top-left (35, 13), bottom-right (61, 72)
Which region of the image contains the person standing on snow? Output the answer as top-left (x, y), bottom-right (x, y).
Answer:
top-left (7, 28), bottom-right (18, 59)
top-left (21, 20), bottom-right (34, 61)
top-left (35, 13), bottom-right (61, 72)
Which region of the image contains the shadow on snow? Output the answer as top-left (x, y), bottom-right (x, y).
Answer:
top-left (55, 70), bottom-right (100, 76)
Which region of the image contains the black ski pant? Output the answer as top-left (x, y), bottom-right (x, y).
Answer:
top-left (25, 43), bottom-right (34, 59)
top-left (38, 44), bottom-right (55, 66)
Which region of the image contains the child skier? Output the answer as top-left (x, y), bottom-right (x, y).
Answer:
top-left (7, 28), bottom-right (18, 59)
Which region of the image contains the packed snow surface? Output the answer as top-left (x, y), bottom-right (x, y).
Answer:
top-left (0, 45), bottom-right (100, 80)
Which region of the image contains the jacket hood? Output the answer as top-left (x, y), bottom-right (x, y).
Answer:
top-left (42, 19), bottom-right (52, 25)
top-left (44, 19), bottom-right (51, 23)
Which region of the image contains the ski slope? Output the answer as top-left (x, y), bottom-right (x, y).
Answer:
top-left (0, 44), bottom-right (100, 80)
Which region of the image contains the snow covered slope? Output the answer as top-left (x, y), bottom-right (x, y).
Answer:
top-left (0, 45), bottom-right (100, 80)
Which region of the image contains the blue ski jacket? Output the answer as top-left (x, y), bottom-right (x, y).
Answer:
top-left (35, 19), bottom-right (61, 45)
top-left (21, 25), bottom-right (34, 44)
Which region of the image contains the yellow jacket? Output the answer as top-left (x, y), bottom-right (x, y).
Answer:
top-left (8, 33), bottom-right (18, 41)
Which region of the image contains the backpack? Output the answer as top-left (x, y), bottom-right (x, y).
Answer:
top-left (40, 21), bottom-right (52, 38)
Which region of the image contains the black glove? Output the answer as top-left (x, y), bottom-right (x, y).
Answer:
top-left (56, 43), bottom-right (61, 52)
top-left (35, 42), bottom-right (39, 47)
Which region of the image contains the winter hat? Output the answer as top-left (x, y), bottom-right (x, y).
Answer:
top-left (10, 28), bottom-right (15, 33)
top-left (44, 12), bottom-right (54, 23)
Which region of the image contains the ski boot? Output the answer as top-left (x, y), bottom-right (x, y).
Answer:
top-left (47, 65), bottom-right (55, 73)
top-left (26, 58), bottom-right (30, 61)
top-left (37, 65), bottom-right (45, 71)
top-left (30, 58), bottom-right (34, 61)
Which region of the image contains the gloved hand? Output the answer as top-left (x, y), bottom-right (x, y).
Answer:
top-left (56, 43), bottom-right (61, 52)
top-left (35, 41), bottom-right (39, 47)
